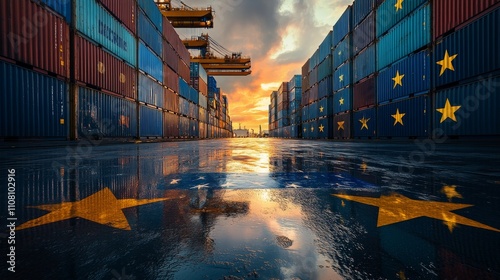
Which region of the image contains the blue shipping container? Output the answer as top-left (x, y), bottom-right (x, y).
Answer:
top-left (189, 102), bottom-right (199, 119)
top-left (353, 44), bottom-right (376, 83)
top-left (290, 124), bottom-right (300, 138)
top-left (353, 0), bottom-right (376, 27)
top-left (179, 116), bottom-right (190, 137)
top-left (352, 12), bottom-right (375, 55)
top-left (75, 0), bottom-right (136, 66)
top-left (289, 75), bottom-right (302, 90)
top-left (317, 117), bottom-right (333, 139)
top-left (333, 112), bottom-right (352, 138)
top-left (140, 106), bottom-right (163, 137)
top-left (79, 87), bottom-right (137, 138)
top-left (199, 92), bottom-right (208, 109)
top-left (138, 9), bottom-right (163, 58)
top-left (433, 8), bottom-right (500, 87)
top-left (190, 62), bottom-right (208, 81)
top-left (139, 42), bottom-right (163, 82)
top-left (318, 97), bottom-right (332, 118)
top-left (377, 49), bottom-right (431, 103)
top-left (318, 57), bottom-right (333, 82)
top-left (319, 31), bottom-right (333, 63)
top-left (333, 36), bottom-right (351, 70)
top-left (377, 4), bottom-right (431, 71)
top-left (39, 0), bottom-right (72, 22)
top-left (137, 0), bottom-right (162, 32)
top-left (334, 62), bottom-right (352, 92)
top-left (353, 107), bottom-right (377, 138)
top-left (309, 49), bottom-right (320, 70)
top-left (179, 97), bottom-right (190, 116)
top-left (377, 95), bottom-right (430, 137)
top-left (333, 87), bottom-right (352, 114)
top-left (179, 78), bottom-right (190, 100)
top-left (189, 119), bottom-right (199, 138)
top-left (208, 76), bottom-right (217, 92)
top-left (333, 6), bottom-right (352, 48)
top-left (189, 86), bottom-right (199, 104)
top-left (138, 73), bottom-right (164, 108)
top-left (318, 77), bottom-right (332, 99)
top-left (434, 75), bottom-right (500, 136)
top-left (376, 0), bottom-right (427, 37)
top-left (1, 61), bottom-right (68, 138)
top-left (309, 101), bottom-right (319, 121)
top-left (289, 87), bottom-right (302, 102)
top-left (302, 122), bottom-right (310, 139)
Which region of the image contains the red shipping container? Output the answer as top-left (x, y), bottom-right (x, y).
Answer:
top-left (163, 42), bottom-right (179, 73)
top-left (163, 112), bottom-right (180, 138)
top-left (99, 0), bottom-right (137, 35)
top-left (353, 76), bottom-right (375, 110)
top-left (163, 64), bottom-right (179, 93)
top-left (178, 60), bottom-right (190, 83)
top-left (433, 0), bottom-right (500, 39)
top-left (74, 35), bottom-right (136, 99)
top-left (163, 16), bottom-right (178, 47)
top-left (164, 89), bottom-right (179, 113)
top-left (177, 43), bottom-right (191, 65)
top-left (0, 0), bottom-right (69, 77)
top-left (190, 77), bottom-right (208, 96)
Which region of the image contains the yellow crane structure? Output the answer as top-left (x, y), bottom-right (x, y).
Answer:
top-left (154, 0), bottom-right (214, 28)
top-left (183, 34), bottom-right (252, 76)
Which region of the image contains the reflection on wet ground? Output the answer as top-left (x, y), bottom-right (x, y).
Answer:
top-left (0, 138), bottom-right (499, 279)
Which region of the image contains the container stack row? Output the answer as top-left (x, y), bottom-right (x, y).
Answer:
top-left (270, 0), bottom-right (500, 140)
top-left (0, 0), bottom-right (233, 140)
top-left (207, 76), bottom-right (233, 138)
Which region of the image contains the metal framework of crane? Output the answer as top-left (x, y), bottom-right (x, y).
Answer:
top-left (183, 34), bottom-right (252, 76)
top-left (154, 0), bottom-right (214, 28)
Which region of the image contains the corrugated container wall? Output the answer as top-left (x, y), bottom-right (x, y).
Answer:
top-left (137, 0), bottom-right (162, 32)
top-left (138, 73), bottom-right (164, 108)
top-left (138, 9), bottom-right (163, 58)
top-left (1, 61), bottom-right (68, 138)
top-left (334, 62), bottom-right (351, 92)
top-left (99, 0), bottom-right (136, 34)
top-left (353, 107), bottom-right (377, 137)
top-left (377, 4), bottom-right (430, 71)
top-left (433, 0), bottom-right (500, 40)
top-left (333, 87), bottom-right (352, 114)
top-left (353, 0), bottom-right (376, 26)
top-left (163, 64), bottom-right (179, 93)
top-left (319, 31), bottom-right (333, 63)
top-left (377, 95), bottom-right (430, 137)
top-left (38, 0), bottom-right (72, 22)
top-left (353, 44), bottom-right (376, 83)
top-left (352, 12), bottom-right (375, 55)
top-left (0, 0), bottom-right (70, 77)
top-left (376, 0), bottom-right (427, 37)
top-left (433, 8), bottom-right (500, 87)
top-left (353, 75), bottom-right (376, 109)
top-left (163, 112), bottom-right (180, 138)
top-left (139, 41), bottom-right (163, 83)
top-left (140, 105), bottom-right (163, 137)
top-left (333, 113), bottom-right (352, 138)
top-left (190, 62), bottom-right (208, 81)
top-left (318, 57), bottom-right (332, 82)
top-left (333, 36), bottom-right (351, 70)
top-left (289, 75), bottom-right (302, 90)
top-left (332, 6), bottom-right (352, 47)
top-left (164, 89), bottom-right (179, 113)
top-left (78, 87), bottom-right (137, 138)
top-left (75, 0), bottom-right (136, 66)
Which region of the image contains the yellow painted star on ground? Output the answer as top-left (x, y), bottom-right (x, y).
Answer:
top-left (319, 106), bottom-right (324, 113)
top-left (359, 117), bottom-right (370, 130)
top-left (395, 0), bottom-right (404, 11)
top-left (436, 98), bottom-right (461, 123)
top-left (17, 188), bottom-right (171, 231)
top-left (319, 124), bottom-right (325, 132)
top-left (392, 71), bottom-right (405, 88)
top-left (339, 74), bottom-right (344, 82)
top-left (441, 185), bottom-right (463, 201)
top-left (392, 108), bottom-right (406, 126)
top-left (337, 121), bottom-right (345, 130)
top-left (333, 193), bottom-right (500, 232)
top-left (339, 97), bottom-right (345, 105)
top-left (436, 50), bottom-right (458, 76)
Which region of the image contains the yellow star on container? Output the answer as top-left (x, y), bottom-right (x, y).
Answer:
top-left (391, 108), bottom-right (406, 126)
top-left (304, 128), bottom-right (307, 132)
top-left (17, 188), bottom-right (171, 231)
top-left (311, 126), bottom-right (315, 132)
top-left (359, 117), bottom-right (370, 130)
top-left (339, 74), bottom-right (344, 82)
top-left (339, 97), bottom-right (345, 105)
top-left (436, 98), bottom-right (461, 123)
top-left (436, 50), bottom-right (458, 76)
top-left (319, 106), bottom-right (324, 113)
top-left (319, 124), bottom-right (325, 132)
top-left (392, 71), bottom-right (405, 88)
top-left (333, 193), bottom-right (500, 232)
top-left (395, 0), bottom-right (404, 11)
top-left (337, 121), bottom-right (345, 130)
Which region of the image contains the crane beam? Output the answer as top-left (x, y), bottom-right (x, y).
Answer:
top-left (201, 64), bottom-right (251, 70)
top-left (207, 70), bottom-right (252, 76)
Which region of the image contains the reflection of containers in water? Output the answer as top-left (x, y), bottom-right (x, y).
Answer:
top-left (353, 44), bottom-right (376, 83)
top-left (377, 95), bottom-right (430, 138)
top-left (140, 105), bottom-right (163, 137)
top-left (0, 0), bottom-right (70, 77)
top-left (377, 4), bottom-right (430, 71)
top-left (75, 0), bottom-right (136, 66)
top-left (434, 76), bottom-right (500, 136)
top-left (376, 0), bottom-right (427, 37)
top-left (79, 87), bottom-right (137, 138)
top-left (353, 75), bottom-right (376, 110)
top-left (164, 89), bottom-right (179, 113)
top-left (334, 87), bottom-right (353, 115)
top-left (433, 8), bottom-right (500, 87)
top-left (137, 0), bottom-right (162, 32)
top-left (353, 107), bottom-right (377, 138)
top-left (352, 0), bottom-right (376, 27)
top-left (138, 9), bottom-right (162, 58)
top-left (377, 49), bottom-right (430, 104)
top-left (138, 73), bottom-right (163, 108)
top-left (333, 36), bottom-right (351, 70)
top-left (139, 41), bottom-right (163, 83)
top-left (99, 0), bottom-right (137, 34)
top-left (333, 112), bottom-right (352, 139)
top-left (0, 61), bottom-right (68, 138)
top-left (352, 11), bottom-right (375, 56)
top-left (332, 6), bottom-right (352, 48)
top-left (433, 0), bottom-right (500, 40)
top-left (74, 34), bottom-right (136, 99)
top-left (334, 62), bottom-right (352, 92)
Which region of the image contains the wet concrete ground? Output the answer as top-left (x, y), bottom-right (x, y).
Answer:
top-left (1, 138), bottom-right (499, 280)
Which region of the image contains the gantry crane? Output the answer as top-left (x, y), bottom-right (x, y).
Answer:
top-left (183, 34), bottom-right (252, 76)
top-left (154, 0), bottom-right (214, 28)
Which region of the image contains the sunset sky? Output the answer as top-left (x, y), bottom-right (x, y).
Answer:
top-left (176, 0), bottom-right (351, 132)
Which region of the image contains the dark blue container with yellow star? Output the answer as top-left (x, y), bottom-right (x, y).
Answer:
top-left (318, 97), bottom-right (333, 118)
top-left (377, 49), bottom-right (431, 104)
top-left (317, 117), bottom-right (334, 139)
top-left (433, 8), bottom-right (500, 88)
top-left (353, 107), bottom-right (377, 138)
top-left (333, 36), bottom-right (352, 70)
top-left (332, 6), bottom-right (352, 48)
top-left (333, 87), bottom-right (353, 114)
top-left (333, 112), bottom-right (352, 138)
top-left (377, 95), bottom-right (430, 138)
top-left (376, 0), bottom-right (428, 38)
top-left (433, 76), bottom-right (500, 136)
top-left (334, 62), bottom-right (352, 92)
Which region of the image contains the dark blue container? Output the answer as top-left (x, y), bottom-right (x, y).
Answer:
top-left (309, 101), bottom-right (319, 121)
top-left (353, 75), bottom-right (376, 110)
top-left (333, 6), bottom-right (352, 48)
top-left (319, 31), bottom-right (333, 63)
top-left (353, 107), bottom-right (377, 138)
top-left (376, 0), bottom-right (427, 37)
top-left (1, 61), bottom-right (68, 138)
top-left (138, 73), bottom-right (164, 108)
top-left (179, 116), bottom-right (190, 137)
top-left (139, 41), bottom-right (163, 83)
top-left (318, 97), bottom-right (332, 118)
top-left (318, 57), bottom-right (333, 82)
top-left (189, 102), bottom-right (199, 119)
top-left (190, 62), bottom-right (208, 81)
top-left (39, 0), bottom-right (72, 22)
top-left (333, 87), bottom-right (352, 114)
top-left (317, 117), bottom-right (334, 139)
top-left (333, 36), bottom-right (351, 70)
top-left (138, 9), bottom-right (163, 58)
top-left (309, 49), bottom-right (320, 70)
top-left (179, 77), bottom-right (190, 100)
top-left (289, 87), bottom-right (302, 102)
top-left (208, 76), bottom-right (217, 92)
top-left (290, 124), bottom-right (300, 138)
top-left (352, 12), bottom-right (375, 55)
top-left (353, 0), bottom-right (376, 27)
top-left (433, 8), bottom-right (500, 87)
top-left (78, 87), bottom-right (137, 138)
top-left (334, 62), bottom-right (352, 92)
top-left (179, 97), bottom-right (190, 117)
top-left (289, 75), bottom-right (302, 90)
top-left (302, 104), bottom-right (309, 123)
top-left (189, 86), bottom-right (199, 104)
top-left (137, 0), bottom-right (162, 32)
top-left (189, 119), bottom-right (199, 138)
top-left (140, 105), bottom-right (163, 137)
top-left (434, 75), bottom-right (500, 136)
top-left (377, 95), bottom-right (430, 137)
top-left (333, 112), bottom-right (352, 138)
top-left (353, 44), bottom-right (376, 83)
top-left (318, 76), bottom-right (333, 99)
top-left (302, 122), bottom-right (310, 139)
top-left (377, 49), bottom-right (431, 104)
top-left (310, 120), bottom-right (319, 139)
